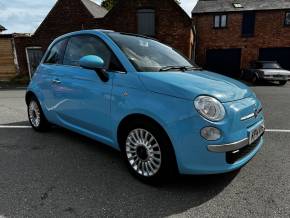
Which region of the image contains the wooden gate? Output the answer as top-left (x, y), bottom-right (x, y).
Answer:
top-left (0, 37), bottom-right (17, 81)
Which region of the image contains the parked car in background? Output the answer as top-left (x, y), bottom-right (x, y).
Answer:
top-left (26, 30), bottom-right (265, 183)
top-left (242, 61), bottom-right (290, 85)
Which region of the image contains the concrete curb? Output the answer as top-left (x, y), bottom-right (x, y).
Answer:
top-left (0, 86), bottom-right (27, 90)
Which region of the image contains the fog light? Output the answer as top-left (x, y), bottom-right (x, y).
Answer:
top-left (201, 127), bottom-right (221, 141)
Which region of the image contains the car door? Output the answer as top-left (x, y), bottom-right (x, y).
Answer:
top-left (52, 34), bottom-right (125, 143)
top-left (37, 38), bottom-right (68, 121)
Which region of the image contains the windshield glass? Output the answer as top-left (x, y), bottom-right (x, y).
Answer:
top-left (107, 33), bottom-right (196, 72)
top-left (261, 62), bottom-right (281, 69)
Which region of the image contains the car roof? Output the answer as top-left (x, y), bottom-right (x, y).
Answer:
top-left (58, 29), bottom-right (114, 38)
top-left (52, 29), bottom-right (157, 44)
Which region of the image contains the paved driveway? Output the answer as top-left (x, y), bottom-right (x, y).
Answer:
top-left (0, 83), bottom-right (289, 217)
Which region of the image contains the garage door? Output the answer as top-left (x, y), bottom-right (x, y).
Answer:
top-left (206, 48), bottom-right (241, 78)
top-left (259, 47), bottom-right (290, 70)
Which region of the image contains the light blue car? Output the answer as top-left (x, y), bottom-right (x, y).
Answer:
top-left (26, 30), bottom-right (265, 183)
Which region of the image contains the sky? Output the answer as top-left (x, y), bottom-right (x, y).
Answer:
top-left (0, 0), bottom-right (198, 34)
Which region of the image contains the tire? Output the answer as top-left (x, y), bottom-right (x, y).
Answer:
top-left (27, 96), bottom-right (50, 131)
top-left (279, 80), bottom-right (287, 86)
top-left (120, 120), bottom-right (177, 184)
top-left (239, 70), bottom-right (245, 80)
top-left (251, 74), bottom-right (258, 84)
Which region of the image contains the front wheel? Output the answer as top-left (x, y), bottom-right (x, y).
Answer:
top-left (121, 121), bottom-right (177, 184)
top-left (251, 74), bottom-right (258, 84)
top-left (27, 96), bottom-right (50, 131)
top-left (279, 80), bottom-right (287, 86)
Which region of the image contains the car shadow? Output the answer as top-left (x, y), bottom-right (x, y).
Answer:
top-left (46, 127), bottom-right (238, 216)
top-left (2, 122), bottom-right (238, 217)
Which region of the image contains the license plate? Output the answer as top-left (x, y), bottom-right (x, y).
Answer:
top-left (249, 122), bottom-right (265, 144)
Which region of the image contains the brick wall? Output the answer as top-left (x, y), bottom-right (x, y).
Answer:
top-left (13, 36), bottom-right (33, 76)
top-left (193, 10), bottom-right (290, 69)
top-left (100, 0), bottom-right (193, 57)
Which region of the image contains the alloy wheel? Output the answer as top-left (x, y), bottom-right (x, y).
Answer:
top-left (28, 100), bottom-right (41, 128)
top-left (125, 128), bottom-right (162, 177)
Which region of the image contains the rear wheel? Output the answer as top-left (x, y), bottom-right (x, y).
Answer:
top-left (120, 120), bottom-right (177, 184)
top-left (27, 96), bottom-right (50, 131)
top-left (279, 80), bottom-right (287, 86)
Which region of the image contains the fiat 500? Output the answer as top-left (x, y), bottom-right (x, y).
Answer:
top-left (26, 30), bottom-right (265, 183)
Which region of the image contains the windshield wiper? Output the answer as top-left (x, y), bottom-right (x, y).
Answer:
top-left (184, 66), bottom-right (203, 71)
top-left (159, 66), bottom-right (186, 72)
top-left (159, 66), bottom-right (202, 72)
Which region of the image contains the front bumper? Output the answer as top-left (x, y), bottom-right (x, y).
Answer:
top-left (208, 137), bottom-right (249, 152)
top-left (262, 75), bottom-right (290, 81)
top-left (208, 121), bottom-right (265, 152)
top-left (167, 96), bottom-right (264, 175)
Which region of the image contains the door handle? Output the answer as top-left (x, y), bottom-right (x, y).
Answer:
top-left (52, 79), bottom-right (61, 84)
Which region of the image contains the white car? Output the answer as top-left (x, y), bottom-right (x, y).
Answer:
top-left (243, 61), bottom-right (290, 85)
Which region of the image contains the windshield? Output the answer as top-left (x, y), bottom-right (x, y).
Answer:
top-left (107, 33), bottom-right (197, 72)
top-left (261, 62), bottom-right (281, 69)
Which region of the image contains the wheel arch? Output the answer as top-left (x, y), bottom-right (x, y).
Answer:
top-left (117, 113), bottom-right (179, 172)
top-left (25, 91), bottom-right (37, 105)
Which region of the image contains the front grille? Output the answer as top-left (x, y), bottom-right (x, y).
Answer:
top-left (226, 137), bottom-right (261, 164)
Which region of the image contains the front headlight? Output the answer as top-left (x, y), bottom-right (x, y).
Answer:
top-left (194, 96), bottom-right (225, 121)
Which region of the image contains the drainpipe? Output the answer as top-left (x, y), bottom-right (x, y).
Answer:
top-left (191, 14), bottom-right (199, 64)
top-left (192, 25), bottom-right (197, 62)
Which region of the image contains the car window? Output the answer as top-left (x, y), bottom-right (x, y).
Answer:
top-left (63, 35), bottom-right (124, 72)
top-left (261, 63), bottom-right (281, 69)
top-left (44, 39), bottom-right (67, 64)
top-left (107, 33), bottom-right (195, 72)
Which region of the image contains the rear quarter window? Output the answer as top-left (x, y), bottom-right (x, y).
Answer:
top-left (44, 39), bottom-right (67, 64)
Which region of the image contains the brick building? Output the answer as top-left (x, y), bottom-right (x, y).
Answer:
top-left (14, 0), bottom-right (193, 78)
top-left (99, 0), bottom-right (194, 58)
top-left (192, 0), bottom-right (290, 78)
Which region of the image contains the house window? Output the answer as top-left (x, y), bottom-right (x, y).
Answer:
top-left (214, 15), bottom-right (227, 28)
top-left (137, 9), bottom-right (155, 36)
top-left (242, 11), bottom-right (256, 37)
top-left (285, 12), bottom-right (290, 26)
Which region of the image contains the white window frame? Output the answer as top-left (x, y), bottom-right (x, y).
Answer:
top-left (25, 46), bottom-right (42, 79)
top-left (214, 15), bottom-right (228, 28)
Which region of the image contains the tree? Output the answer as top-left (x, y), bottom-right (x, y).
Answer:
top-left (101, 0), bottom-right (117, 11)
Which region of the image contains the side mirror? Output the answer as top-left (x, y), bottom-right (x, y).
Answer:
top-left (80, 55), bottom-right (109, 82)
